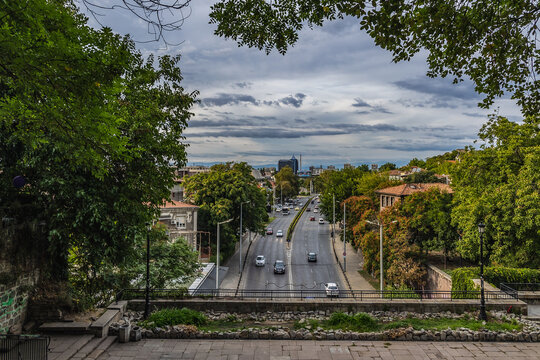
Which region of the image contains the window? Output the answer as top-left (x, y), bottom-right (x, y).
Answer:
top-left (176, 216), bottom-right (186, 229)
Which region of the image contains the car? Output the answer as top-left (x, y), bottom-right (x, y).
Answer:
top-left (319, 218), bottom-right (324, 224)
top-left (276, 230), bottom-right (283, 237)
top-left (307, 252), bottom-right (317, 262)
top-left (282, 210), bottom-right (289, 215)
top-left (306, 208), bottom-right (311, 212)
top-left (266, 227), bottom-right (273, 235)
top-left (310, 216), bottom-right (316, 221)
top-left (314, 209), bottom-right (318, 213)
top-left (276, 207), bottom-right (281, 212)
top-left (274, 260), bottom-right (286, 274)
top-left (325, 282), bottom-right (339, 297)
top-left (255, 255), bottom-right (265, 266)
top-left (294, 207), bottom-right (300, 211)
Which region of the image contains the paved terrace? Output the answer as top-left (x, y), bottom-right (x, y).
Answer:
top-left (48, 336), bottom-right (540, 360)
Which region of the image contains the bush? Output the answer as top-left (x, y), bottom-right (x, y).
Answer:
top-left (327, 312), bottom-right (378, 332)
top-left (140, 307), bottom-right (207, 328)
top-left (484, 267), bottom-right (540, 287)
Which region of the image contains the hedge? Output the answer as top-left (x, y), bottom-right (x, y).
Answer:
top-left (451, 266), bottom-right (540, 293)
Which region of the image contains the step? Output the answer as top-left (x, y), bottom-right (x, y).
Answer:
top-left (49, 335), bottom-right (94, 360)
top-left (89, 309), bottom-right (121, 338)
top-left (39, 321), bottom-right (91, 334)
top-left (68, 335), bottom-right (116, 359)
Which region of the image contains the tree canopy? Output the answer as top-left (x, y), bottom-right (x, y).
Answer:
top-left (274, 166), bottom-right (300, 200)
top-left (0, 0), bottom-right (196, 283)
top-left (208, 0), bottom-right (539, 116)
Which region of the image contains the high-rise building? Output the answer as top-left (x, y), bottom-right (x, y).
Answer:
top-left (278, 155), bottom-right (299, 174)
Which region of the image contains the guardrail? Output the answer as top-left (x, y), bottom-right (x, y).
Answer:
top-left (116, 288), bottom-right (517, 301)
top-left (0, 334), bottom-right (49, 360)
top-left (500, 283), bottom-right (539, 298)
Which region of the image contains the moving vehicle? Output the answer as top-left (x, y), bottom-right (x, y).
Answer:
top-left (307, 252), bottom-right (317, 262)
top-left (309, 216), bottom-right (316, 221)
top-left (319, 218), bottom-right (324, 224)
top-left (274, 260), bottom-right (286, 274)
top-left (255, 255), bottom-right (265, 266)
top-left (294, 207), bottom-right (300, 211)
top-left (282, 209), bottom-right (290, 215)
top-left (266, 227), bottom-right (273, 235)
top-left (276, 229), bottom-right (283, 237)
top-left (325, 283), bottom-right (339, 297)
top-left (313, 209), bottom-right (318, 213)
top-left (306, 208), bottom-right (311, 212)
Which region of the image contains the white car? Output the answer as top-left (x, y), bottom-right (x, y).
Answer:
top-left (325, 282), bottom-right (339, 297)
top-left (276, 230), bottom-right (283, 237)
top-left (319, 218), bottom-right (324, 224)
top-left (255, 255), bottom-right (265, 266)
top-left (313, 209), bottom-right (318, 213)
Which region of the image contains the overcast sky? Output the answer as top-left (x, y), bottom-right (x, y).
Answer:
top-left (80, 0), bottom-right (521, 169)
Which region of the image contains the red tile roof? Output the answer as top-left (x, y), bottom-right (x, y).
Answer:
top-left (375, 183), bottom-right (453, 196)
top-left (160, 200), bottom-right (199, 209)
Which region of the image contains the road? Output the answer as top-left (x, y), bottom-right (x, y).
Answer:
top-left (242, 198), bottom-right (343, 292)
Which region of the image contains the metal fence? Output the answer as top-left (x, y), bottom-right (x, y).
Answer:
top-left (0, 334), bottom-right (49, 360)
top-left (116, 288), bottom-right (517, 302)
top-left (500, 283), bottom-right (540, 296)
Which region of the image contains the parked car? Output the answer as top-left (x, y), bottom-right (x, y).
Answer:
top-left (325, 282), bottom-right (339, 297)
top-left (274, 260), bottom-right (286, 274)
top-left (255, 255), bottom-right (265, 266)
top-left (319, 218), bottom-right (324, 224)
top-left (266, 227), bottom-right (273, 235)
top-left (310, 216), bottom-right (316, 221)
top-left (276, 229), bottom-right (283, 237)
top-left (307, 252), bottom-right (317, 262)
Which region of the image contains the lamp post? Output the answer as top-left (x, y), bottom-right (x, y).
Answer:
top-left (478, 223), bottom-right (487, 321)
top-left (343, 202), bottom-right (346, 272)
top-left (365, 219), bottom-right (397, 294)
top-left (144, 222), bottom-right (152, 319)
top-left (239, 201), bottom-right (250, 273)
top-left (332, 194), bottom-right (335, 244)
top-left (216, 218), bottom-right (233, 291)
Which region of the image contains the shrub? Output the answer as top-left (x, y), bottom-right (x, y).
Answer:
top-left (140, 307), bottom-right (207, 328)
top-left (484, 267), bottom-right (540, 287)
top-left (328, 312), bottom-right (378, 332)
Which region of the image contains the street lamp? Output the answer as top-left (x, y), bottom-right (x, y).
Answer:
top-left (239, 201), bottom-right (250, 273)
top-left (343, 202), bottom-right (346, 272)
top-left (478, 223), bottom-right (487, 321)
top-left (144, 222), bottom-right (152, 319)
top-left (216, 218), bottom-right (233, 291)
top-left (332, 194), bottom-right (336, 244)
top-left (365, 219), bottom-right (397, 293)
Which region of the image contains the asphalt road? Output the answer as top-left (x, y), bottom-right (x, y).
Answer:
top-left (242, 198), bottom-right (343, 292)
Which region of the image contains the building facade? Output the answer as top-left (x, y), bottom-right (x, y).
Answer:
top-left (278, 155), bottom-right (299, 174)
top-left (375, 183), bottom-right (453, 210)
top-left (158, 201), bottom-right (199, 248)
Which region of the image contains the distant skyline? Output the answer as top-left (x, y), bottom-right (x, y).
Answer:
top-left (80, 0), bottom-right (522, 165)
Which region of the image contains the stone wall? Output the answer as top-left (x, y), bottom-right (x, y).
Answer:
top-left (426, 264), bottom-right (452, 291)
top-left (126, 298), bottom-right (528, 315)
top-left (0, 270), bottom-right (39, 334)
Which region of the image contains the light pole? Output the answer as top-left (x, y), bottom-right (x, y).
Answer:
top-left (239, 201), bottom-right (250, 273)
top-left (280, 183), bottom-right (283, 205)
top-left (343, 202), bottom-right (346, 272)
top-left (478, 223), bottom-right (487, 321)
top-left (144, 222), bottom-right (152, 319)
top-left (365, 219), bottom-right (397, 293)
top-left (216, 218), bottom-right (233, 291)
top-left (332, 194), bottom-right (335, 244)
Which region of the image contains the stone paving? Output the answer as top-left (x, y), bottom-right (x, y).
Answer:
top-left (94, 339), bottom-right (540, 359)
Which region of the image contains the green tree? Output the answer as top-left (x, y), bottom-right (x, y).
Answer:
top-left (451, 116), bottom-right (540, 268)
top-left (403, 170), bottom-right (445, 184)
top-left (379, 162), bottom-right (397, 172)
top-left (209, 0), bottom-right (539, 115)
top-left (0, 0), bottom-right (196, 297)
top-left (183, 162), bottom-right (268, 260)
top-left (356, 172), bottom-right (401, 208)
top-left (407, 158), bottom-right (426, 169)
top-left (274, 166), bottom-right (300, 200)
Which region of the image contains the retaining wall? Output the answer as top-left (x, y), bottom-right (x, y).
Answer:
top-left (426, 264), bottom-right (452, 291)
top-left (126, 298), bottom-right (527, 315)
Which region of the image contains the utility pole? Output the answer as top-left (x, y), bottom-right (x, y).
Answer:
top-left (239, 201), bottom-right (250, 273)
top-left (332, 194), bottom-right (335, 243)
top-left (343, 202), bottom-right (346, 272)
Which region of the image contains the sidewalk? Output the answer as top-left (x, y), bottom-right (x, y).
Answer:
top-left (220, 232), bottom-right (257, 290)
top-left (331, 231), bottom-right (375, 291)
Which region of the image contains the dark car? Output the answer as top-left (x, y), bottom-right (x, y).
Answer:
top-left (310, 216), bottom-right (315, 221)
top-left (307, 252), bottom-right (317, 262)
top-left (273, 260), bottom-right (286, 274)
top-left (306, 208), bottom-right (311, 212)
top-left (266, 227), bottom-right (273, 235)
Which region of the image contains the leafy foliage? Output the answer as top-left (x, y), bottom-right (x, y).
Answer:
top-left (451, 116), bottom-right (540, 268)
top-left (274, 166), bottom-right (300, 200)
top-left (209, 0), bottom-right (539, 115)
top-left (183, 162), bottom-right (268, 260)
top-left (327, 312), bottom-right (378, 332)
top-left (140, 307), bottom-right (207, 328)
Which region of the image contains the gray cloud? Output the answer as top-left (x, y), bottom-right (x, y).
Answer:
top-left (278, 94), bottom-right (304, 108)
top-left (201, 93), bottom-right (258, 107)
top-left (394, 77), bottom-right (481, 101)
top-left (352, 98), bottom-right (371, 107)
top-left (234, 82), bottom-right (252, 89)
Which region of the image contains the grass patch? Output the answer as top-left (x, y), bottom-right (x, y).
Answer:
top-left (358, 270), bottom-right (380, 290)
top-left (139, 308), bottom-right (207, 328)
top-left (327, 312), bottom-right (378, 332)
top-left (380, 317), bottom-right (522, 332)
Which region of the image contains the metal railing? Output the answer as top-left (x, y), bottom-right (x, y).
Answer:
top-left (116, 288), bottom-right (517, 302)
top-left (500, 283), bottom-right (540, 296)
top-left (0, 334), bottom-right (49, 360)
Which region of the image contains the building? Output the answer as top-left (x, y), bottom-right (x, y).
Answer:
top-left (375, 183), bottom-right (453, 210)
top-left (171, 166), bottom-right (210, 201)
top-left (327, 165), bottom-right (336, 170)
top-left (344, 163), bottom-right (353, 169)
top-left (371, 164), bottom-right (379, 172)
top-left (158, 200), bottom-right (199, 248)
top-left (278, 155), bottom-right (299, 174)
